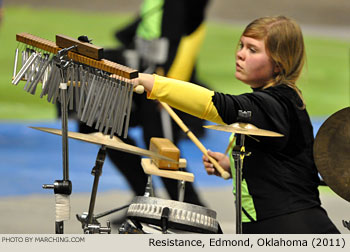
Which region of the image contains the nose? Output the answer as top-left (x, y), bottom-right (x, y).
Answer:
top-left (236, 48), bottom-right (245, 60)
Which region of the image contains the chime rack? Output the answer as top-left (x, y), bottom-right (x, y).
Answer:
top-left (15, 32), bottom-right (138, 79)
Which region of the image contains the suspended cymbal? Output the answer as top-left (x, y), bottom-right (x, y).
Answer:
top-left (204, 123), bottom-right (284, 137)
top-left (30, 126), bottom-right (177, 162)
top-left (314, 107), bottom-right (350, 202)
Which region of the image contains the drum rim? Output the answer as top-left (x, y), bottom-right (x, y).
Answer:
top-left (126, 196), bottom-right (219, 233)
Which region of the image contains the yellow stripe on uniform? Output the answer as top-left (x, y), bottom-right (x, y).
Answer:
top-left (167, 23), bottom-right (207, 81)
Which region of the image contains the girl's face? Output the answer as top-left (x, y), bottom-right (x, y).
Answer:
top-left (235, 36), bottom-right (276, 88)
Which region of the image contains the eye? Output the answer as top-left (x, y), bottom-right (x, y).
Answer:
top-left (238, 41), bottom-right (243, 50)
top-left (249, 47), bottom-right (257, 53)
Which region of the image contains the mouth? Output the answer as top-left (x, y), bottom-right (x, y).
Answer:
top-left (236, 63), bottom-right (243, 71)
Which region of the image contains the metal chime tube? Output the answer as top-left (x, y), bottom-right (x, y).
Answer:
top-left (12, 48), bottom-right (19, 78)
top-left (12, 52), bottom-right (38, 85)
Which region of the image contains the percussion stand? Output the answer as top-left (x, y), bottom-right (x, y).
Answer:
top-left (141, 174), bottom-right (172, 233)
top-left (120, 170), bottom-right (155, 234)
top-left (144, 174), bottom-right (155, 197)
top-left (231, 133), bottom-right (246, 234)
top-left (76, 145), bottom-right (111, 234)
top-left (177, 175), bottom-right (186, 202)
top-left (232, 110), bottom-right (253, 234)
top-left (135, 159), bottom-right (189, 233)
top-left (43, 46), bottom-right (76, 234)
top-left (143, 164), bottom-right (186, 202)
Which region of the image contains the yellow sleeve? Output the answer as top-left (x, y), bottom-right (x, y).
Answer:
top-left (167, 23), bottom-right (207, 81)
top-left (148, 75), bottom-right (225, 125)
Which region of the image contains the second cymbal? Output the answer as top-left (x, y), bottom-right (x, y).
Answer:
top-left (204, 122), bottom-right (284, 137)
top-left (313, 107), bottom-right (350, 202)
top-left (30, 126), bottom-right (177, 162)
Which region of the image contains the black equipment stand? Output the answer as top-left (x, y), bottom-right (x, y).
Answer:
top-left (76, 145), bottom-right (112, 234)
top-left (232, 134), bottom-right (247, 234)
top-left (43, 46), bottom-right (76, 234)
top-left (232, 110), bottom-right (252, 234)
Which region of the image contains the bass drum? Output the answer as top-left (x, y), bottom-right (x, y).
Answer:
top-left (119, 196), bottom-right (222, 234)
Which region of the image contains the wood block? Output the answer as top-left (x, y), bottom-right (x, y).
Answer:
top-left (141, 158), bottom-right (193, 182)
top-left (149, 137), bottom-right (180, 170)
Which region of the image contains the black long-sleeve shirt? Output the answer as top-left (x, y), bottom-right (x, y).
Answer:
top-left (149, 75), bottom-right (321, 221)
top-left (213, 84), bottom-right (321, 221)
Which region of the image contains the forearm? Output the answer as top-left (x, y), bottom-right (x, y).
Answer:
top-left (142, 74), bottom-right (224, 124)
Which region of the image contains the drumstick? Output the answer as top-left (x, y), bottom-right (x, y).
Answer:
top-left (160, 101), bottom-right (231, 180)
top-left (224, 135), bottom-right (236, 155)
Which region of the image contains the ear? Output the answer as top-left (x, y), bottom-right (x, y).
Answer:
top-left (273, 64), bottom-right (280, 74)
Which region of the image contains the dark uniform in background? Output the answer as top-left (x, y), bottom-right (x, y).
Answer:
top-left (58, 0), bottom-right (211, 212)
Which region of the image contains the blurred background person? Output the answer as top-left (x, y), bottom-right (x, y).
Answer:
top-left (56, 0), bottom-right (211, 225)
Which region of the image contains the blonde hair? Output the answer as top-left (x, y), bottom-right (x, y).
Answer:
top-left (242, 16), bottom-right (306, 108)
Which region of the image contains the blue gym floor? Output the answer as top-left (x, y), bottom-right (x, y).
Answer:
top-left (0, 119), bottom-right (324, 197)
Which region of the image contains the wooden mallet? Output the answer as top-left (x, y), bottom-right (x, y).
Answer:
top-left (160, 101), bottom-right (231, 180)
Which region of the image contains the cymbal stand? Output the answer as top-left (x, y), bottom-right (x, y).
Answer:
top-left (76, 145), bottom-right (111, 234)
top-left (42, 46), bottom-right (76, 234)
top-left (232, 110), bottom-right (253, 234)
top-left (232, 133), bottom-right (251, 234)
top-left (178, 168), bottom-right (186, 202)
